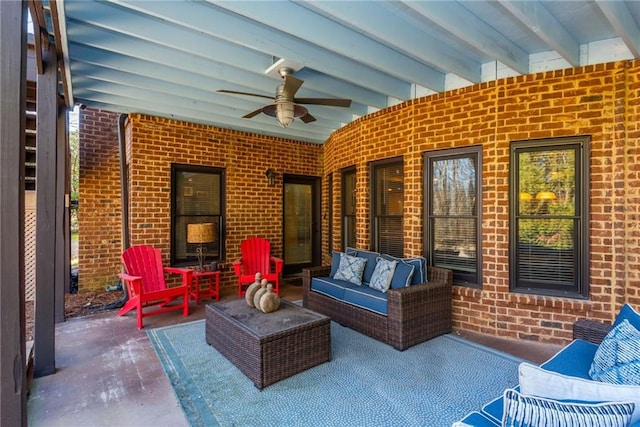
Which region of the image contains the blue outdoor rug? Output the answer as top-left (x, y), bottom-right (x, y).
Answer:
top-left (147, 319), bottom-right (523, 427)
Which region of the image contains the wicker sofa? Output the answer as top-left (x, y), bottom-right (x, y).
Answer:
top-left (302, 249), bottom-right (453, 351)
top-left (454, 304), bottom-right (640, 427)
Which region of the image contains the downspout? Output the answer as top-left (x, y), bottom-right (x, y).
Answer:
top-left (88, 114), bottom-right (129, 312)
top-left (118, 113), bottom-right (130, 250)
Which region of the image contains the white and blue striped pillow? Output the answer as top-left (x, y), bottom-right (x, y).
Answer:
top-left (502, 388), bottom-right (634, 427)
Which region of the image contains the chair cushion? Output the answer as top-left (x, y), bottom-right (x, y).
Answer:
top-left (453, 411), bottom-right (500, 427)
top-left (502, 388), bottom-right (634, 427)
top-left (345, 247), bottom-right (380, 284)
top-left (333, 253), bottom-right (367, 285)
top-left (519, 362), bottom-right (640, 424)
top-left (540, 339), bottom-right (598, 379)
top-left (589, 319), bottom-right (640, 385)
top-left (369, 257), bottom-right (397, 293)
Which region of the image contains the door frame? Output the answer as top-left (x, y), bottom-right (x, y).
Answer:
top-left (282, 174), bottom-right (321, 275)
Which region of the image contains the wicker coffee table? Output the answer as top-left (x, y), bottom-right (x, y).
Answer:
top-left (205, 299), bottom-right (331, 389)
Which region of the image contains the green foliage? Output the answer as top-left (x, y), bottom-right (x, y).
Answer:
top-left (517, 148), bottom-right (576, 250)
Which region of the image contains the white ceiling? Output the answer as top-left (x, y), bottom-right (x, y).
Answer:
top-left (53, 0), bottom-right (640, 143)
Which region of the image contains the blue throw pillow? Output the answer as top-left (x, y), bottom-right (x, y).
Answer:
top-left (389, 260), bottom-right (414, 289)
top-left (613, 303), bottom-right (640, 331)
top-left (345, 247), bottom-right (380, 284)
top-left (502, 388), bottom-right (634, 427)
top-left (330, 251), bottom-right (343, 278)
top-left (589, 319), bottom-right (640, 385)
top-left (333, 253), bottom-right (367, 286)
top-left (369, 257), bottom-right (397, 293)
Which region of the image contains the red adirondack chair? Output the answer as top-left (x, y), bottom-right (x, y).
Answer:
top-left (118, 245), bottom-right (192, 329)
top-left (233, 237), bottom-right (284, 297)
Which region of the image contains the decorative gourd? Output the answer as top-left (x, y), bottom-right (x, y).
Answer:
top-left (253, 279), bottom-right (269, 309)
top-left (259, 283), bottom-right (280, 313)
top-left (245, 272), bottom-right (263, 307)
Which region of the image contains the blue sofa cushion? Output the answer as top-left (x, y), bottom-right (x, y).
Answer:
top-left (369, 257), bottom-right (397, 292)
top-left (310, 276), bottom-right (348, 301)
top-left (590, 319), bottom-right (640, 385)
top-left (502, 388), bottom-right (634, 427)
top-left (329, 251), bottom-right (342, 278)
top-left (345, 247), bottom-right (380, 284)
top-left (614, 303), bottom-right (640, 331)
top-left (541, 339), bottom-right (598, 379)
top-left (453, 411), bottom-right (499, 426)
top-left (380, 254), bottom-right (427, 285)
top-left (342, 284), bottom-right (388, 315)
top-left (389, 260), bottom-right (414, 289)
top-left (333, 253), bottom-right (367, 285)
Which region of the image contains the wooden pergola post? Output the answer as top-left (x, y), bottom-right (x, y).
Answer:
top-left (0, 0), bottom-right (28, 425)
top-left (33, 27), bottom-right (60, 378)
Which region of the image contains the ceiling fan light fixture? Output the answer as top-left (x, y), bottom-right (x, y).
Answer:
top-left (276, 101), bottom-right (295, 128)
top-left (263, 101), bottom-right (309, 128)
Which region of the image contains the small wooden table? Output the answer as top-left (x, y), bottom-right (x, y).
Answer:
top-left (190, 270), bottom-right (220, 305)
top-left (205, 299), bottom-right (331, 389)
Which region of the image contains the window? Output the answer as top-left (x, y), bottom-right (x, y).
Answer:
top-left (424, 147), bottom-right (482, 287)
top-left (171, 164), bottom-right (225, 266)
top-left (341, 167), bottom-right (356, 250)
top-left (371, 158), bottom-right (403, 257)
top-left (510, 137), bottom-right (589, 298)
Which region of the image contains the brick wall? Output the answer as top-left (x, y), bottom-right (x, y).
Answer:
top-left (78, 109), bottom-right (123, 291)
top-left (80, 61), bottom-right (640, 345)
top-left (80, 113), bottom-right (323, 292)
top-left (325, 61), bottom-right (640, 345)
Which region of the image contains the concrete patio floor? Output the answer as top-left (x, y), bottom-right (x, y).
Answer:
top-left (27, 282), bottom-right (563, 427)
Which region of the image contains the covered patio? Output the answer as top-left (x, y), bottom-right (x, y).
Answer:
top-left (2, 1), bottom-right (640, 425)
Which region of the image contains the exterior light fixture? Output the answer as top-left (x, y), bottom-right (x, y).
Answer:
top-left (263, 100), bottom-right (309, 128)
top-left (187, 223), bottom-right (216, 271)
top-left (265, 168), bottom-right (276, 187)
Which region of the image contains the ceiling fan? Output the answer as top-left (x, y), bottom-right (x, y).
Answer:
top-left (217, 67), bottom-right (352, 128)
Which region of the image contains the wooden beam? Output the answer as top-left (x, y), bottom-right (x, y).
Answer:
top-left (499, 0), bottom-right (580, 67)
top-left (27, 0), bottom-right (45, 75)
top-left (0, 0), bottom-right (28, 424)
top-left (34, 43), bottom-right (58, 378)
top-left (596, 0), bottom-right (640, 58)
top-left (55, 101), bottom-right (68, 323)
top-left (50, 0), bottom-right (73, 107)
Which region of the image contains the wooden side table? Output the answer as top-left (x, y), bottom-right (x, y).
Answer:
top-left (190, 270), bottom-right (220, 305)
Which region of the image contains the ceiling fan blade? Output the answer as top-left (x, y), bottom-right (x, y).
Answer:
top-left (300, 112), bottom-right (316, 123)
top-left (281, 75), bottom-right (304, 99)
top-left (242, 107), bottom-right (265, 119)
top-left (294, 97), bottom-right (352, 108)
top-left (217, 89), bottom-right (274, 101)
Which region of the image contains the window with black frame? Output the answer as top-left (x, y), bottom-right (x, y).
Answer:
top-left (510, 137), bottom-right (589, 298)
top-left (424, 146), bottom-right (482, 287)
top-left (341, 167), bottom-right (356, 250)
top-left (171, 164), bottom-right (225, 266)
top-left (371, 158), bottom-right (403, 257)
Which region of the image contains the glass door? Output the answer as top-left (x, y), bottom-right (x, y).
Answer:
top-left (283, 175), bottom-right (320, 274)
